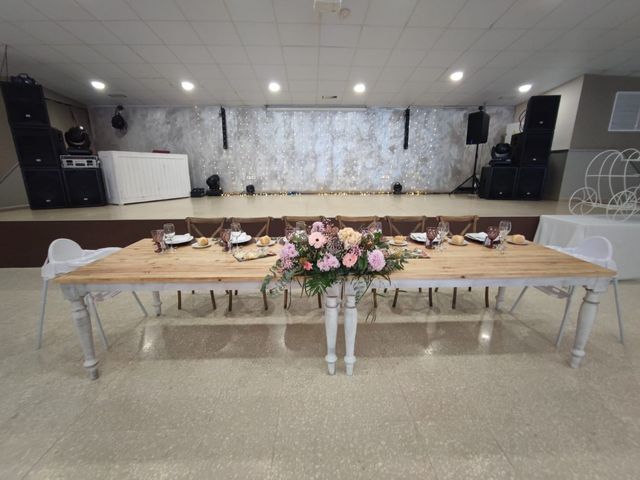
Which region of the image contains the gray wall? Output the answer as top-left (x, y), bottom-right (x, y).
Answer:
top-left (90, 105), bottom-right (513, 194)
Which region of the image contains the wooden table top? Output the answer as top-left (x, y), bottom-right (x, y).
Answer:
top-left (55, 238), bottom-right (615, 285)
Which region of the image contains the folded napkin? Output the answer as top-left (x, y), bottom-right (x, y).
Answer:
top-left (464, 232), bottom-right (487, 243)
top-left (388, 246), bottom-right (430, 259)
top-left (233, 249), bottom-right (276, 262)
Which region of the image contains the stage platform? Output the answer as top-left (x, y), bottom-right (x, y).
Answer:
top-left (0, 194), bottom-right (568, 268)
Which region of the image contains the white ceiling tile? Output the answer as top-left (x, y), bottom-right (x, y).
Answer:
top-left (131, 45), bottom-right (180, 63)
top-left (432, 28), bottom-right (485, 50)
top-left (377, 66), bottom-right (414, 84)
top-left (579, 0), bottom-right (640, 28)
top-left (16, 20), bottom-right (81, 44)
top-left (289, 92), bottom-right (317, 104)
top-left (151, 63), bottom-right (189, 81)
top-left (175, 0), bottom-right (229, 21)
top-left (0, 0), bottom-right (46, 20)
top-left (408, 67), bottom-right (444, 83)
top-left (169, 45), bottom-right (215, 63)
top-left (117, 63), bottom-right (161, 78)
top-left (484, 49), bottom-right (529, 68)
top-left (278, 23), bottom-right (319, 46)
top-left (236, 22), bottom-right (280, 45)
top-left (414, 92), bottom-right (445, 105)
top-left (318, 47), bottom-right (355, 66)
top-left (186, 63), bottom-right (223, 78)
top-left (286, 64), bottom-right (317, 79)
top-left (408, 0), bottom-right (467, 27)
top-left (450, 50), bottom-right (499, 72)
top-left (545, 29), bottom-right (634, 52)
top-left (84, 62), bottom-right (130, 79)
top-left (420, 50), bottom-right (462, 68)
top-left (317, 80), bottom-right (346, 93)
top-left (618, 36), bottom-right (640, 51)
top-left (536, 0), bottom-right (611, 29)
top-left (492, 0), bottom-right (562, 28)
top-left (353, 48), bottom-right (391, 66)
top-left (395, 27), bottom-right (443, 50)
top-left (92, 45), bottom-right (143, 63)
top-left (252, 64), bottom-right (287, 80)
top-left (364, 0), bottom-right (417, 27)
top-left (348, 66), bottom-right (383, 83)
top-left (287, 80), bottom-right (316, 93)
top-left (103, 21), bottom-right (163, 44)
top-left (318, 65), bottom-right (350, 80)
top-left (371, 81), bottom-right (402, 93)
top-left (147, 21), bottom-right (201, 44)
top-left (320, 0), bottom-right (368, 25)
top-left (221, 63), bottom-right (255, 78)
top-left (127, 0), bottom-right (185, 20)
top-left (358, 26), bottom-right (402, 49)
top-left (232, 77), bottom-right (259, 90)
top-left (207, 45), bottom-right (249, 63)
top-left (27, 0), bottom-right (93, 20)
top-left (53, 45), bottom-right (108, 63)
top-left (320, 24), bottom-right (361, 47)
top-left (273, 0), bottom-right (319, 23)
top-left (226, 0), bottom-right (275, 22)
top-left (386, 49), bottom-right (427, 67)
top-left (245, 46), bottom-right (284, 64)
top-left (426, 81), bottom-right (457, 93)
top-left (14, 45), bottom-right (70, 63)
top-left (506, 28), bottom-right (564, 51)
top-left (450, 0), bottom-right (514, 28)
top-left (192, 22), bottom-right (241, 45)
top-left (58, 21), bottom-right (123, 44)
top-left (470, 29), bottom-right (526, 51)
top-left (73, 0), bottom-right (138, 20)
top-left (282, 46), bottom-right (318, 65)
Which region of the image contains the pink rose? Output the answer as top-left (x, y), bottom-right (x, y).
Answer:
top-left (303, 261), bottom-right (313, 271)
top-left (342, 252), bottom-right (358, 268)
top-left (308, 231), bottom-right (327, 249)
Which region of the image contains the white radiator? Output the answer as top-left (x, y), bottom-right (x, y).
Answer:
top-left (98, 151), bottom-right (191, 205)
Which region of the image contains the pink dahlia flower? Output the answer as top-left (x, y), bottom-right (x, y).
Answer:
top-left (308, 231), bottom-right (327, 249)
top-left (311, 221), bottom-right (325, 233)
top-left (342, 252), bottom-right (358, 268)
top-left (317, 253), bottom-right (340, 272)
top-left (280, 242), bottom-right (298, 259)
top-left (367, 249), bottom-right (386, 272)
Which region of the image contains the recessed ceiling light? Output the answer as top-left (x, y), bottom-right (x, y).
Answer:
top-left (353, 83), bottom-right (366, 93)
top-left (518, 83), bottom-right (532, 93)
top-left (181, 81), bottom-right (195, 91)
top-left (268, 81), bottom-right (281, 93)
top-left (90, 80), bottom-right (105, 90)
top-left (449, 71), bottom-right (464, 82)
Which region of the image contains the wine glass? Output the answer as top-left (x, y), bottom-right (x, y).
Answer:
top-left (221, 228), bottom-right (231, 252)
top-left (230, 222), bottom-right (242, 251)
top-left (498, 220), bottom-right (512, 253)
top-left (426, 227), bottom-right (437, 249)
top-left (486, 226), bottom-right (499, 248)
top-left (163, 223), bottom-right (175, 252)
top-left (437, 221), bottom-right (449, 251)
top-left (284, 226), bottom-right (295, 243)
top-left (368, 221), bottom-right (383, 233)
top-left (151, 229), bottom-right (165, 253)
top-left (294, 221), bottom-right (307, 241)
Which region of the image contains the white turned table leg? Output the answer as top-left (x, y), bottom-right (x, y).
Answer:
top-left (66, 289), bottom-right (99, 380)
top-left (324, 286), bottom-right (339, 375)
top-left (570, 288), bottom-right (602, 368)
top-left (494, 286), bottom-right (507, 311)
top-left (343, 291), bottom-right (358, 376)
top-left (152, 291), bottom-right (162, 316)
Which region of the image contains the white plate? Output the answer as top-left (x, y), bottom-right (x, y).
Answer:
top-left (390, 241), bottom-right (408, 247)
top-left (447, 239), bottom-right (469, 246)
top-left (165, 234), bottom-right (193, 245)
top-left (255, 239), bottom-right (276, 247)
top-left (192, 242), bottom-right (212, 249)
top-left (230, 232), bottom-right (252, 244)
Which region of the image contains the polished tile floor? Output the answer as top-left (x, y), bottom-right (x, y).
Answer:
top-left (1, 268), bottom-right (639, 479)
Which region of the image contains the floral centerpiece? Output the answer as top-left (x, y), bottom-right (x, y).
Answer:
top-left (261, 220), bottom-right (408, 301)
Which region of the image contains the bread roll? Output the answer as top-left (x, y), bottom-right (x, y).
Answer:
top-left (259, 235), bottom-right (271, 245)
top-left (513, 234), bottom-right (526, 244)
top-left (197, 237), bottom-right (209, 246)
top-left (451, 235), bottom-right (465, 245)
top-left (393, 235), bottom-right (405, 243)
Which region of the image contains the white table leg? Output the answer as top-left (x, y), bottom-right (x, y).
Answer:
top-left (324, 286), bottom-right (339, 375)
top-left (344, 290), bottom-right (358, 376)
top-left (151, 291), bottom-right (162, 316)
top-left (64, 287), bottom-right (99, 380)
top-left (570, 288), bottom-right (602, 368)
top-left (495, 286), bottom-right (507, 311)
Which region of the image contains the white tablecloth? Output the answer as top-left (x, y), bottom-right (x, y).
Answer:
top-left (535, 215), bottom-right (640, 279)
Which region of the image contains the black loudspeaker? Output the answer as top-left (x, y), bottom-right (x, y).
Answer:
top-left (63, 168), bottom-right (106, 207)
top-left (479, 166), bottom-right (517, 199)
top-left (0, 82), bottom-right (49, 126)
top-left (523, 95), bottom-right (560, 133)
top-left (466, 108), bottom-right (490, 145)
top-left (511, 132), bottom-right (553, 166)
top-left (516, 167), bottom-right (546, 200)
top-left (12, 127), bottom-right (64, 167)
top-left (22, 168), bottom-right (67, 209)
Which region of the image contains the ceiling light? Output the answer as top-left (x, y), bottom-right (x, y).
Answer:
top-left (353, 83), bottom-right (366, 94)
top-left (268, 81), bottom-right (281, 93)
top-left (90, 80), bottom-right (105, 90)
top-left (181, 81), bottom-right (195, 91)
top-left (518, 83), bottom-right (532, 93)
top-left (449, 71), bottom-right (463, 82)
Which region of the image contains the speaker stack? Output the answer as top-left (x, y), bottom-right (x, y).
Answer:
top-left (480, 95), bottom-right (560, 200)
top-left (1, 81), bottom-right (106, 209)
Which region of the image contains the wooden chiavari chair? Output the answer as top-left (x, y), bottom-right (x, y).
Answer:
top-left (435, 215), bottom-right (489, 309)
top-left (177, 217), bottom-right (226, 311)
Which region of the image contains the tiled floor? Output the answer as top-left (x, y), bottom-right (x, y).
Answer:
top-left (1, 268), bottom-right (639, 479)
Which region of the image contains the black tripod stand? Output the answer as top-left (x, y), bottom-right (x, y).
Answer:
top-left (450, 143), bottom-right (481, 194)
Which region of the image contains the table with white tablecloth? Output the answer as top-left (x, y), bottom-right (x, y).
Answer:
top-left (535, 215), bottom-right (640, 280)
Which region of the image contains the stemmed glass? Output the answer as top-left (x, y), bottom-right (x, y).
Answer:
top-left (425, 227), bottom-right (438, 249)
top-left (437, 221), bottom-right (449, 251)
top-left (294, 221), bottom-right (307, 241)
top-left (284, 226), bottom-right (295, 243)
top-left (151, 229), bottom-right (165, 253)
top-left (368, 221), bottom-right (383, 234)
top-left (230, 222), bottom-right (242, 252)
top-left (498, 220), bottom-right (512, 253)
top-left (486, 226), bottom-right (499, 248)
top-left (163, 223), bottom-right (175, 252)
top-left (221, 228), bottom-right (231, 252)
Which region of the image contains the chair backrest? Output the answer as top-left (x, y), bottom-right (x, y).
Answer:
top-left (336, 215), bottom-right (379, 231)
top-left (574, 236), bottom-right (613, 262)
top-left (386, 215), bottom-right (426, 236)
top-left (186, 217), bottom-right (226, 238)
top-left (437, 215), bottom-right (478, 235)
top-left (48, 238), bottom-right (84, 262)
top-left (282, 216), bottom-right (323, 230)
top-left (230, 217), bottom-right (271, 237)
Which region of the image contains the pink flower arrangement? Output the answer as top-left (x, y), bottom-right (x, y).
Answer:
top-left (317, 253), bottom-right (339, 272)
top-left (367, 249), bottom-right (386, 272)
top-left (280, 242), bottom-right (298, 260)
top-left (308, 231), bottom-right (327, 249)
top-left (311, 221), bottom-right (325, 233)
top-left (342, 251), bottom-right (359, 268)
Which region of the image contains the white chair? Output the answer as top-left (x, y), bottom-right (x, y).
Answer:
top-left (39, 238), bottom-right (148, 349)
top-left (510, 236), bottom-right (623, 346)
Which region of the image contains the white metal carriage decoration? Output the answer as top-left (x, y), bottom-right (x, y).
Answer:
top-left (569, 148), bottom-right (640, 222)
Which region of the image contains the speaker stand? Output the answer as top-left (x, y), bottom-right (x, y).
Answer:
top-left (450, 143), bottom-right (482, 195)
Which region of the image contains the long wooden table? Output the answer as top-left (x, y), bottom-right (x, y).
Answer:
top-left (56, 239), bottom-right (615, 379)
